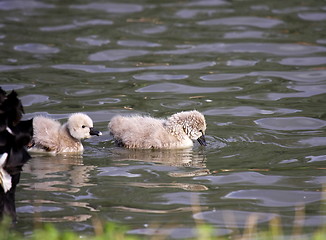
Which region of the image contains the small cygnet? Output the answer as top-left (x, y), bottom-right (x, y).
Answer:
top-left (108, 110), bottom-right (206, 149)
top-left (30, 113), bottom-right (101, 154)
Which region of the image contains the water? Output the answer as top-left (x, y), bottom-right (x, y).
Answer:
top-left (1, 0), bottom-right (325, 238)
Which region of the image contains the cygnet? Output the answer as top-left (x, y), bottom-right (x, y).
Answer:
top-left (108, 110), bottom-right (206, 149)
top-left (30, 113), bottom-right (102, 154)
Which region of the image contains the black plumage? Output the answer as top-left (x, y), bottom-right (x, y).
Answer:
top-left (0, 87), bottom-right (33, 222)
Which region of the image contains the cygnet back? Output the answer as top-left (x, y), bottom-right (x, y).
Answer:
top-left (109, 110), bottom-right (207, 149)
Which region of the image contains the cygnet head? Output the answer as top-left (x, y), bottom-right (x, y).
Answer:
top-left (166, 110), bottom-right (207, 146)
top-left (67, 113), bottom-right (101, 140)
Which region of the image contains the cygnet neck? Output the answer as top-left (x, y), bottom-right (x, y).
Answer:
top-left (164, 116), bottom-right (189, 141)
top-left (61, 123), bottom-right (80, 142)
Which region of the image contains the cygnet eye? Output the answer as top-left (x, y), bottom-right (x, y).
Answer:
top-left (82, 125), bottom-right (86, 128)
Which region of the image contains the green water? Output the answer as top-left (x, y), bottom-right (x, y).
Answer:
top-left (1, 0), bottom-right (325, 238)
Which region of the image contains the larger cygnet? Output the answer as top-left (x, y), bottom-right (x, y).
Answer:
top-left (108, 110), bottom-right (206, 149)
top-left (30, 113), bottom-right (101, 154)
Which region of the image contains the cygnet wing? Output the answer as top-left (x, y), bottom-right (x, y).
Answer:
top-left (109, 115), bottom-right (166, 149)
top-left (33, 116), bottom-right (61, 151)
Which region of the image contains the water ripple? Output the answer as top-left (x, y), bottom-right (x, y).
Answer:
top-left (279, 57), bottom-right (326, 66)
top-left (76, 36), bottom-right (110, 46)
top-left (64, 88), bottom-right (104, 97)
top-left (198, 17), bottom-right (283, 28)
top-left (272, 7), bottom-right (312, 14)
top-left (14, 43), bottom-right (60, 54)
top-left (117, 40), bottom-right (161, 48)
top-left (161, 100), bottom-right (202, 109)
top-left (224, 189), bottom-right (322, 207)
top-left (83, 98), bottom-right (121, 106)
top-left (195, 172), bottom-right (282, 186)
top-left (133, 73), bottom-right (188, 81)
top-left (175, 9), bottom-right (224, 19)
top-left (129, 227), bottom-right (232, 239)
top-left (17, 205), bottom-right (62, 214)
top-left (226, 59), bottom-right (258, 67)
top-left (306, 155), bottom-right (326, 163)
top-left (203, 106), bottom-right (300, 117)
top-left (70, 3), bottom-right (143, 13)
top-left (298, 12), bottom-right (326, 21)
top-left (136, 83), bottom-right (242, 94)
top-left (52, 64), bottom-right (139, 73)
top-left (20, 94), bottom-right (50, 106)
top-left (128, 182), bottom-right (208, 191)
top-left (185, 0), bottom-right (229, 7)
top-left (202, 70), bottom-right (326, 83)
top-left (157, 43), bottom-right (326, 56)
top-left (142, 25), bottom-right (167, 34)
top-left (40, 20), bottom-right (113, 32)
top-left (0, 64), bottom-right (40, 72)
top-left (239, 84), bottom-right (326, 101)
top-left (224, 31), bottom-right (265, 39)
top-left (158, 192), bottom-right (205, 205)
top-left (89, 49), bottom-right (149, 61)
top-left (255, 117), bottom-right (326, 131)
top-left (0, 84), bottom-right (34, 91)
top-left (0, 0), bottom-right (54, 10)
top-left (298, 137), bottom-right (326, 147)
top-left (147, 61), bottom-right (216, 70)
top-left (98, 166), bottom-right (141, 178)
top-left (201, 73), bottom-right (244, 81)
top-left (194, 210), bottom-right (278, 227)
top-left (52, 61), bottom-right (215, 73)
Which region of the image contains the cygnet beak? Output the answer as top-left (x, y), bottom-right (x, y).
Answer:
top-left (197, 134), bottom-right (207, 146)
top-left (89, 127), bottom-right (102, 136)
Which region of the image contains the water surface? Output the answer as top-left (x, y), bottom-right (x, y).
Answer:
top-left (0, 0), bottom-right (325, 238)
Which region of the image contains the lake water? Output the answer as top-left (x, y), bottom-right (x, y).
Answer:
top-left (1, 0), bottom-right (325, 238)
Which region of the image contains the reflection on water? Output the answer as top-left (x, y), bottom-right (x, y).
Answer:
top-left (111, 148), bottom-right (207, 168)
top-left (24, 155), bottom-right (95, 192)
top-left (103, 148), bottom-right (210, 179)
top-left (18, 155), bottom-right (96, 223)
top-left (1, 0), bottom-right (326, 238)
